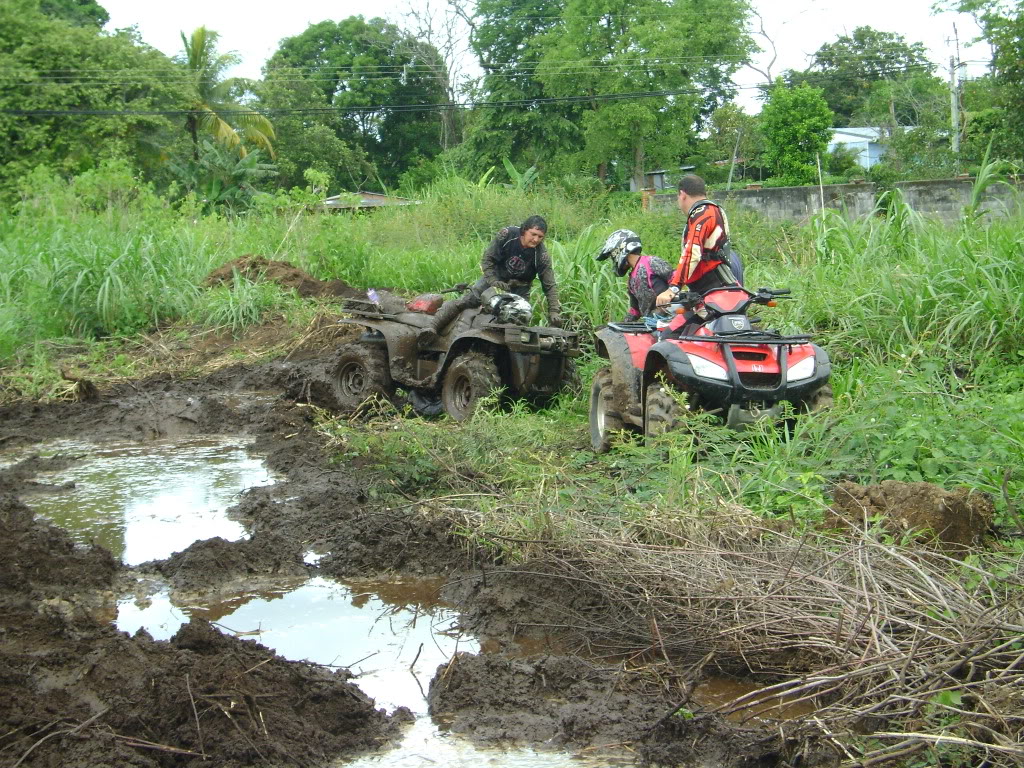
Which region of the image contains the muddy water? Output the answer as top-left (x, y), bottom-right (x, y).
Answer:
top-left (15, 437), bottom-right (273, 564)
top-left (9, 438), bottom-right (621, 767)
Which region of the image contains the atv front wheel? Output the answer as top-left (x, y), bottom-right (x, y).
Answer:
top-left (644, 384), bottom-right (684, 437)
top-left (441, 350), bottom-right (501, 422)
top-left (589, 367), bottom-right (625, 453)
top-left (332, 343), bottom-right (395, 412)
top-left (802, 385), bottom-right (834, 413)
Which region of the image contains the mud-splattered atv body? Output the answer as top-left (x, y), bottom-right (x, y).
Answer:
top-left (589, 286), bottom-right (832, 452)
top-left (335, 292), bottom-right (580, 421)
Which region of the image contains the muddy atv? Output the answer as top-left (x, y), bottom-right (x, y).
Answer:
top-left (334, 289), bottom-right (580, 421)
top-left (589, 285), bottom-right (832, 452)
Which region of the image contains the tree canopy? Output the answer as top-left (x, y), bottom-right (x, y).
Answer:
top-left (265, 16), bottom-right (447, 187)
top-left (786, 26), bottom-right (935, 127)
top-left (0, 0), bottom-right (187, 193)
top-left (534, 0), bottom-right (753, 189)
top-left (178, 27), bottom-right (275, 160)
top-left (760, 80), bottom-right (835, 183)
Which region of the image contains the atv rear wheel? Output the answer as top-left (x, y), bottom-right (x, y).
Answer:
top-left (644, 384), bottom-right (684, 437)
top-left (589, 367), bottom-right (626, 453)
top-left (332, 343), bottom-right (395, 412)
top-left (441, 350), bottom-right (501, 422)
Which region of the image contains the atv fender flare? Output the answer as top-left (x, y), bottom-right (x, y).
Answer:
top-left (336, 318), bottom-right (405, 378)
top-left (643, 341), bottom-right (694, 406)
top-left (594, 327), bottom-right (643, 409)
top-left (439, 336), bottom-right (505, 385)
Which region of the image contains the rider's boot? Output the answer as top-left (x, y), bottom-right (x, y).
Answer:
top-left (417, 298), bottom-right (463, 348)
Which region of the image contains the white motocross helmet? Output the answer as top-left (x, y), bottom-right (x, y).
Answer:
top-left (484, 289), bottom-right (533, 325)
top-left (597, 229), bottom-right (642, 276)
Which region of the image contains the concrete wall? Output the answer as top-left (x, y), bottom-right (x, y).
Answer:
top-left (647, 178), bottom-right (1023, 223)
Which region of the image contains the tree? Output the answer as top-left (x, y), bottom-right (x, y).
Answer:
top-left (255, 70), bottom-right (375, 193)
top-left (39, 0), bottom-right (108, 26)
top-left (760, 80), bottom-right (834, 183)
top-left (178, 27), bottom-right (275, 161)
top-left (0, 0), bottom-right (188, 195)
top-left (786, 26), bottom-right (935, 126)
top-left (456, 0), bottom-right (583, 179)
top-left (266, 17), bottom-right (446, 187)
top-left (536, 0), bottom-right (754, 190)
top-left (938, 1), bottom-right (1024, 162)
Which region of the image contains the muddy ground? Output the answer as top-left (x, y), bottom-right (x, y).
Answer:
top-left (0, 319), bottom-right (811, 768)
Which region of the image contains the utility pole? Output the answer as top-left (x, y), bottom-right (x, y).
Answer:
top-left (949, 56), bottom-right (960, 157)
top-left (726, 126), bottom-right (743, 191)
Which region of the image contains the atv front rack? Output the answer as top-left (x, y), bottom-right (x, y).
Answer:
top-left (674, 332), bottom-right (814, 345)
top-left (606, 322), bottom-right (812, 345)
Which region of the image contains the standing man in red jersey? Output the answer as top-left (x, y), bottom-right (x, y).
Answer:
top-left (655, 174), bottom-right (743, 308)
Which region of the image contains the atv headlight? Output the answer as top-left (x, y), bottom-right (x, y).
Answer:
top-left (687, 353), bottom-right (728, 381)
top-left (787, 356), bottom-right (816, 382)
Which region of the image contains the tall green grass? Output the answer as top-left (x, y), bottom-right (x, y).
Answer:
top-left (3, 160), bottom-right (1023, 372)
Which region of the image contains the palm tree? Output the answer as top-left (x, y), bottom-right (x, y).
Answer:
top-left (179, 27), bottom-right (275, 160)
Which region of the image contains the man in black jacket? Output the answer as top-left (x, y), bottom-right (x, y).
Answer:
top-left (418, 215), bottom-right (562, 346)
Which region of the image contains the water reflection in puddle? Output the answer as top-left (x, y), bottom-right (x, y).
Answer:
top-left (119, 578), bottom-right (615, 768)
top-left (5, 436), bottom-right (617, 767)
top-left (14, 437), bottom-right (274, 565)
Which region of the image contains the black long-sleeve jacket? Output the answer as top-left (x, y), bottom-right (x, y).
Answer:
top-left (480, 226), bottom-right (561, 314)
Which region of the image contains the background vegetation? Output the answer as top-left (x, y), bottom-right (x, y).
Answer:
top-left (3, 0), bottom-right (1024, 206)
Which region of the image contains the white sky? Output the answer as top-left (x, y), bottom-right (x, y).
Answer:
top-left (101, 0), bottom-right (989, 113)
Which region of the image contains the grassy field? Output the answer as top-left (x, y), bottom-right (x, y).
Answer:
top-left (3, 161), bottom-right (1024, 765)
top-left (3, 162), bottom-right (1023, 522)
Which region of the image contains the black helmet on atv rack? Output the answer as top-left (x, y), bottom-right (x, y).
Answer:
top-left (596, 229), bottom-right (642, 277)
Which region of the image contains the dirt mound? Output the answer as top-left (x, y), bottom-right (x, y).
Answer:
top-left (147, 531), bottom-right (309, 593)
top-left (429, 652), bottom-right (789, 766)
top-left (831, 480), bottom-right (994, 548)
top-left (205, 255), bottom-right (365, 299)
top-left (0, 495), bottom-right (403, 768)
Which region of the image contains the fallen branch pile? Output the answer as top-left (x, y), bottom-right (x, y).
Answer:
top-left (483, 510), bottom-right (1024, 767)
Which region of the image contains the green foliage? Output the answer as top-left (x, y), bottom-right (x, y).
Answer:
top-left (786, 26), bottom-right (936, 127)
top-left (502, 158), bottom-right (540, 191)
top-left (177, 27), bottom-right (275, 160)
top-left (459, 0), bottom-right (583, 179)
top-left (0, 0), bottom-right (188, 197)
top-left (38, 0), bottom-right (108, 26)
top-left (760, 81), bottom-right (835, 183)
top-left (265, 17), bottom-right (446, 188)
top-left (255, 69), bottom-right (374, 193)
top-left (535, 0), bottom-right (753, 189)
top-left (170, 140), bottom-right (278, 214)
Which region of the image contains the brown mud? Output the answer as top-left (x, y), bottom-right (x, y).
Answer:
top-left (0, 324), bottom-right (799, 767)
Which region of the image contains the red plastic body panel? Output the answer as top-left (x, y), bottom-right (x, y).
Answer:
top-left (406, 294), bottom-right (444, 314)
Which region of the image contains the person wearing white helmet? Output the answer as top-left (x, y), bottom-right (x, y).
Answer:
top-left (596, 229), bottom-right (674, 322)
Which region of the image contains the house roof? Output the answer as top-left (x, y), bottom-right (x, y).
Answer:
top-left (322, 191), bottom-right (420, 209)
top-left (830, 127), bottom-right (885, 143)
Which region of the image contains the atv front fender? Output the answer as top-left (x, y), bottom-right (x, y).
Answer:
top-left (594, 327), bottom-right (643, 413)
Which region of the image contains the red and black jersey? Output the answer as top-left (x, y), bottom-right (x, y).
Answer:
top-left (669, 200), bottom-right (731, 287)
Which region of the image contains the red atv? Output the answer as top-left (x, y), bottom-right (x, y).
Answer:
top-left (589, 286), bottom-right (832, 452)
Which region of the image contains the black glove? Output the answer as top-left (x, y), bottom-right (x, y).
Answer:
top-left (491, 280), bottom-right (509, 292)
top-left (548, 312), bottom-right (563, 328)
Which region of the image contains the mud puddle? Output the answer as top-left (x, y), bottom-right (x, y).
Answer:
top-left (10, 436), bottom-right (275, 564)
top-left (122, 576), bottom-right (612, 766)
top-left (7, 435), bottom-right (616, 767)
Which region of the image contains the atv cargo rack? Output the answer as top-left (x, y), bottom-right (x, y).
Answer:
top-left (606, 322), bottom-right (812, 345)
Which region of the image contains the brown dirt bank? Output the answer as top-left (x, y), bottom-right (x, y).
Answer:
top-left (0, 494), bottom-right (406, 768)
